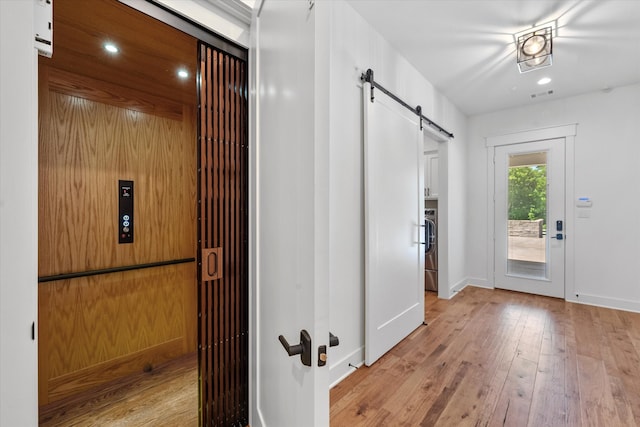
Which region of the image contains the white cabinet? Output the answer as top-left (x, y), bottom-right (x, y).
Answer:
top-left (424, 152), bottom-right (439, 199)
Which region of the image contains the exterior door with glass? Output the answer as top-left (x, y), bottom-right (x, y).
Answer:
top-left (494, 139), bottom-right (565, 298)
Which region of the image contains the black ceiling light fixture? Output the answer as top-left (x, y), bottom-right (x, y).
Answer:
top-left (516, 25), bottom-right (553, 73)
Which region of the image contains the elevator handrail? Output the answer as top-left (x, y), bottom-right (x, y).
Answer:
top-left (38, 257), bottom-right (196, 283)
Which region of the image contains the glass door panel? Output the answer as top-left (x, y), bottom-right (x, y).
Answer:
top-left (506, 151), bottom-right (548, 280)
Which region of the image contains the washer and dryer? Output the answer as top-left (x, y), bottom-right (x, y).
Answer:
top-left (424, 208), bottom-right (438, 292)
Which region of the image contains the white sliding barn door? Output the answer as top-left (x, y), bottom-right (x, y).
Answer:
top-left (363, 82), bottom-right (425, 366)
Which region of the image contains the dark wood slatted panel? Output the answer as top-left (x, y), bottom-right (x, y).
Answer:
top-left (197, 42), bottom-right (249, 427)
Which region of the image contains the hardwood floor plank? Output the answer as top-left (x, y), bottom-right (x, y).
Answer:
top-left (39, 287), bottom-right (640, 426)
top-left (488, 354), bottom-right (537, 427)
top-left (576, 354), bottom-right (622, 427)
top-left (527, 353), bottom-right (566, 426)
top-left (419, 360), bottom-right (472, 426)
top-left (564, 304), bottom-right (583, 427)
top-left (609, 375), bottom-right (637, 427)
top-left (600, 308), bottom-right (640, 423)
top-left (572, 304), bottom-right (603, 360)
top-left (39, 353), bottom-right (198, 426)
top-left (332, 287), bottom-right (640, 427)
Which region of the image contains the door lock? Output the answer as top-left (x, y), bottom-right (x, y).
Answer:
top-left (318, 345), bottom-right (328, 367)
top-left (550, 220), bottom-right (564, 240)
top-left (318, 332), bottom-right (340, 367)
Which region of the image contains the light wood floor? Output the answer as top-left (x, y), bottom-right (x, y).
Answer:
top-left (331, 286), bottom-right (640, 426)
top-left (39, 353), bottom-right (198, 426)
top-left (39, 287), bottom-right (640, 426)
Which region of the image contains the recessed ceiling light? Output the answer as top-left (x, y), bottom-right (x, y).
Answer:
top-left (537, 77), bottom-right (552, 85)
top-left (177, 69), bottom-right (189, 79)
top-left (104, 43), bottom-right (119, 54)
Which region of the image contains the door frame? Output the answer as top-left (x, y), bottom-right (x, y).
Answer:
top-left (493, 139), bottom-right (565, 297)
top-left (486, 124), bottom-right (577, 300)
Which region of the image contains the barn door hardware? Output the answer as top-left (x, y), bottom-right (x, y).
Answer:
top-left (360, 67), bottom-right (454, 138)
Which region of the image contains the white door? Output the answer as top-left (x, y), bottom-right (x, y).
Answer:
top-left (494, 139), bottom-right (565, 298)
top-left (363, 82), bottom-right (425, 366)
top-left (254, 1), bottom-right (330, 426)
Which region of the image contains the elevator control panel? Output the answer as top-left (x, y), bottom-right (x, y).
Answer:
top-left (119, 180), bottom-right (134, 244)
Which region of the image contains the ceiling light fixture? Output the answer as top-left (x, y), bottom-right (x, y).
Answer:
top-left (104, 43), bottom-right (119, 54)
top-left (537, 77), bottom-right (552, 85)
top-left (177, 69), bottom-right (189, 79)
top-left (515, 25), bottom-right (553, 73)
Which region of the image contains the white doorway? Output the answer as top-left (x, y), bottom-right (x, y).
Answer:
top-left (494, 138), bottom-right (565, 298)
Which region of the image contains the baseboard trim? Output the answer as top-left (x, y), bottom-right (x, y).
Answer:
top-left (466, 278), bottom-right (493, 289)
top-left (329, 346), bottom-right (364, 388)
top-left (448, 277), bottom-right (468, 297)
top-left (448, 277), bottom-right (493, 297)
top-left (566, 292), bottom-right (640, 314)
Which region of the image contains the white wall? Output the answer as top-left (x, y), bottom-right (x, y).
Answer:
top-left (0, 1), bottom-right (39, 425)
top-left (441, 106), bottom-right (468, 295)
top-left (326, 0), bottom-right (468, 386)
top-left (466, 83), bottom-right (640, 311)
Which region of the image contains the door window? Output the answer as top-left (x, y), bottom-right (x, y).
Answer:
top-left (507, 151), bottom-right (548, 280)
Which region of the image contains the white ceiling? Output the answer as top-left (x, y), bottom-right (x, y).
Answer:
top-left (343, 0), bottom-right (640, 116)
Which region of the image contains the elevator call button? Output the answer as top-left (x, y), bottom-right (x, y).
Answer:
top-left (119, 180), bottom-right (134, 244)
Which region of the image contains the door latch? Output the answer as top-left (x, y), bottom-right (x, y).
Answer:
top-left (278, 330), bottom-right (312, 367)
top-left (318, 332), bottom-right (340, 367)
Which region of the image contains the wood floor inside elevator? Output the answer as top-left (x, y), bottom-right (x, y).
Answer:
top-left (39, 353), bottom-right (198, 426)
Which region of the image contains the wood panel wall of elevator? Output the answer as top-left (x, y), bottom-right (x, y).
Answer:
top-left (37, 1), bottom-right (249, 424)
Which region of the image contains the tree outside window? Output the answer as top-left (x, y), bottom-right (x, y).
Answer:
top-left (508, 165), bottom-right (547, 222)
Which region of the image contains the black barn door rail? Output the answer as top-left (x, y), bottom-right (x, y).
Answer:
top-left (38, 257), bottom-right (196, 283)
top-left (361, 68), bottom-right (454, 139)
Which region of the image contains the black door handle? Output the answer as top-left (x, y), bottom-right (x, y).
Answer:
top-left (278, 330), bottom-right (312, 367)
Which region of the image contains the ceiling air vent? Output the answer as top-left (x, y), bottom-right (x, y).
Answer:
top-left (530, 90), bottom-right (554, 99)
